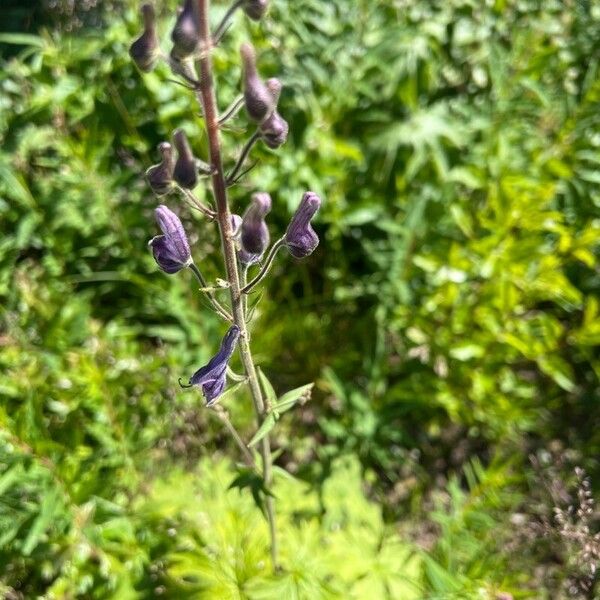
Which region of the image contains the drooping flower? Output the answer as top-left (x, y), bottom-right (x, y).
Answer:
top-left (181, 326), bottom-right (241, 405)
top-left (260, 110), bottom-right (289, 149)
top-left (257, 78), bottom-right (287, 148)
top-left (240, 43), bottom-right (276, 124)
top-left (171, 0), bottom-right (200, 59)
top-left (148, 205), bottom-right (193, 274)
top-left (243, 0), bottom-right (269, 20)
top-left (284, 192), bottom-right (321, 258)
top-left (241, 192), bottom-right (271, 256)
top-left (172, 129), bottom-right (198, 190)
top-left (129, 3), bottom-right (160, 72)
top-left (146, 142), bottom-right (175, 195)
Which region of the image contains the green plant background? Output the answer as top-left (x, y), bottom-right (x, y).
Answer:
top-left (1, 0), bottom-right (599, 598)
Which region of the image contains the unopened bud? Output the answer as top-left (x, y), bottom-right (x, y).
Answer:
top-left (285, 192), bottom-right (321, 258)
top-left (260, 110), bottom-right (289, 149)
top-left (129, 3), bottom-right (160, 72)
top-left (146, 142), bottom-right (175, 195)
top-left (243, 0), bottom-right (269, 20)
top-left (241, 192), bottom-right (271, 255)
top-left (171, 0), bottom-right (200, 59)
top-left (172, 129), bottom-right (198, 189)
top-left (241, 43), bottom-right (275, 124)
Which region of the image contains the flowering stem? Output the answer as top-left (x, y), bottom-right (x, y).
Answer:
top-left (211, 405), bottom-right (257, 469)
top-left (178, 186), bottom-right (216, 219)
top-left (242, 237), bottom-right (285, 294)
top-left (195, 0), bottom-right (279, 571)
top-left (189, 263), bottom-right (233, 321)
top-left (226, 130), bottom-right (260, 186)
top-left (213, 0), bottom-right (244, 44)
top-left (218, 94), bottom-right (245, 125)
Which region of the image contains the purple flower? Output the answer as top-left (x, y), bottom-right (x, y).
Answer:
top-left (285, 192), bottom-right (321, 258)
top-left (173, 129), bottom-right (198, 190)
top-left (146, 142), bottom-right (175, 195)
top-left (171, 0), bottom-right (199, 59)
top-left (129, 3), bottom-right (160, 72)
top-left (180, 326), bottom-right (241, 405)
top-left (243, 0), bottom-right (269, 20)
top-left (241, 43), bottom-right (276, 124)
top-left (148, 205), bottom-right (193, 274)
top-left (260, 111), bottom-right (289, 149)
top-left (241, 192), bottom-right (271, 256)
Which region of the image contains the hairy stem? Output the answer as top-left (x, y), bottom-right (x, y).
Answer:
top-left (195, 0), bottom-right (278, 571)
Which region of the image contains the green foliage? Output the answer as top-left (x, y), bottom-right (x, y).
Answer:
top-left (0, 0), bottom-right (599, 597)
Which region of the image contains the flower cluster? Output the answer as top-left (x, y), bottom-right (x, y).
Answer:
top-left (129, 0), bottom-right (324, 570)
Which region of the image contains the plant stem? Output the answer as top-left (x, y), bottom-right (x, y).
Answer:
top-left (195, 0), bottom-right (279, 571)
top-left (226, 130), bottom-right (260, 185)
top-left (213, 0), bottom-right (244, 44)
top-left (241, 237), bottom-right (285, 294)
top-left (211, 405), bottom-right (257, 469)
top-left (189, 263), bottom-right (233, 322)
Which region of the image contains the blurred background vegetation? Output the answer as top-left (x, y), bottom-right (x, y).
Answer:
top-left (1, 0), bottom-right (599, 598)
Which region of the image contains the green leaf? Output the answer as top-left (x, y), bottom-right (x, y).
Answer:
top-left (248, 413), bottom-right (277, 448)
top-left (257, 368), bottom-right (277, 408)
top-left (274, 383), bottom-right (314, 414)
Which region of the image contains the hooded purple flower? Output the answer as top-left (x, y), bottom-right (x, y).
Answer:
top-left (129, 3), bottom-right (160, 72)
top-left (180, 326), bottom-right (241, 405)
top-left (241, 43), bottom-right (276, 124)
top-left (285, 192), bottom-right (321, 258)
top-left (171, 0), bottom-right (200, 59)
top-left (148, 205), bottom-right (193, 274)
top-left (241, 192), bottom-right (271, 256)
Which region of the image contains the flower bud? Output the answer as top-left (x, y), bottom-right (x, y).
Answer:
top-left (241, 192), bottom-right (271, 256)
top-left (129, 3), bottom-right (160, 72)
top-left (241, 43), bottom-right (275, 124)
top-left (285, 192), bottom-right (321, 258)
top-left (172, 129), bottom-right (198, 189)
top-left (260, 110), bottom-right (289, 149)
top-left (243, 0), bottom-right (269, 20)
top-left (149, 205), bottom-right (193, 274)
top-left (146, 142), bottom-right (175, 195)
top-left (171, 0), bottom-right (199, 59)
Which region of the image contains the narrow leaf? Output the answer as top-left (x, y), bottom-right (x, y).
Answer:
top-left (248, 413), bottom-right (277, 448)
top-left (275, 383), bottom-right (314, 414)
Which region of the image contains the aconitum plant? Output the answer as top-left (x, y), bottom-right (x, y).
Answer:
top-left (129, 0), bottom-right (321, 571)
